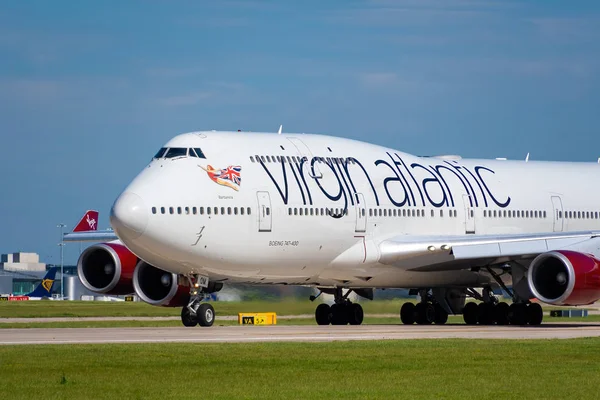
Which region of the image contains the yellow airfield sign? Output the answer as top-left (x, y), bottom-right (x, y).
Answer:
top-left (238, 312), bottom-right (277, 325)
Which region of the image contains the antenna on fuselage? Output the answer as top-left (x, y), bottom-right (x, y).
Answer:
top-left (278, 125), bottom-right (283, 135)
top-left (525, 153), bottom-right (530, 162)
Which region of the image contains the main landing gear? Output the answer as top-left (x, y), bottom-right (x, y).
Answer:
top-left (180, 275), bottom-right (222, 327)
top-left (312, 288), bottom-right (364, 325)
top-left (462, 285), bottom-right (543, 326)
top-left (400, 289), bottom-right (449, 325)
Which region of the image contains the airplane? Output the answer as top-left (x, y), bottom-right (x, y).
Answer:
top-left (63, 210), bottom-right (117, 242)
top-left (0, 267), bottom-right (59, 301)
top-left (70, 129), bottom-right (600, 327)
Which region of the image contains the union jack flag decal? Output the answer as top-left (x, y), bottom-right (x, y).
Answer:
top-left (200, 165), bottom-right (242, 191)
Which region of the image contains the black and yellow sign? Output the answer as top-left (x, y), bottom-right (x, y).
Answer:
top-left (238, 312), bottom-right (277, 325)
top-left (0, 296), bottom-right (8, 302)
top-left (124, 296), bottom-right (135, 302)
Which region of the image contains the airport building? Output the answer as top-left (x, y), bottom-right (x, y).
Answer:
top-left (0, 252), bottom-right (91, 298)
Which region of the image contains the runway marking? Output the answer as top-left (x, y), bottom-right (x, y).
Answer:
top-left (1, 324), bottom-right (600, 345)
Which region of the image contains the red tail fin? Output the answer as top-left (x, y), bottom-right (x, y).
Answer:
top-left (73, 210), bottom-right (99, 232)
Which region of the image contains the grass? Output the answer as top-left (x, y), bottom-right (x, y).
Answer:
top-left (1, 339), bottom-right (600, 399)
top-left (0, 299), bottom-right (412, 318)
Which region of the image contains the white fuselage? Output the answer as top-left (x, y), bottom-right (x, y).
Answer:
top-left (110, 131), bottom-right (600, 289)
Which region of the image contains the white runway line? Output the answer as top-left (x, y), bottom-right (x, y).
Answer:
top-left (1, 324), bottom-right (600, 345)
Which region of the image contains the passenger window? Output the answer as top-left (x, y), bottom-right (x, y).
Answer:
top-left (177, 207), bottom-right (182, 215)
top-left (294, 208), bottom-right (298, 215)
top-left (214, 207), bottom-right (218, 215)
top-left (247, 207), bottom-right (251, 215)
top-left (310, 208), bottom-right (314, 216)
top-left (153, 148), bottom-right (168, 159)
top-left (240, 207), bottom-right (244, 215)
top-left (266, 207), bottom-right (270, 216)
top-left (369, 209), bottom-right (373, 217)
top-left (266, 156), bottom-right (271, 163)
top-left (534, 211), bottom-right (538, 218)
top-left (250, 156), bottom-right (255, 163)
top-left (362, 209), bottom-right (365, 217)
top-left (169, 207), bottom-right (174, 214)
top-left (199, 207), bottom-right (204, 215)
top-left (543, 211), bottom-right (546, 218)
top-left (299, 208), bottom-right (303, 216)
top-left (161, 207), bottom-right (165, 214)
top-left (151, 207), bottom-right (156, 214)
top-left (261, 156), bottom-right (266, 163)
top-left (234, 207), bottom-right (238, 215)
top-left (165, 148), bottom-right (187, 158)
top-left (288, 208), bottom-right (292, 216)
top-left (194, 148), bottom-right (206, 159)
top-left (185, 207), bottom-right (190, 215)
top-left (493, 210), bottom-right (497, 217)
top-left (431, 209), bottom-right (434, 217)
top-left (383, 209), bottom-right (387, 217)
top-left (221, 207), bottom-right (225, 215)
top-left (412, 210), bottom-right (416, 217)
top-left (440, 210), bottom-right (444, 217)
top-left (228, 207), bottom-right (232, 215)
top-left (192, 207), bottom-right (197, 215)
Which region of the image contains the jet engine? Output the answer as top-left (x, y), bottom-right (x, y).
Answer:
top-left (132, 261), bottom-right (190, 307)
top-left (77, 242), bottom-right (137, 295)
top-left (528, 250), bottom-right (600, 306)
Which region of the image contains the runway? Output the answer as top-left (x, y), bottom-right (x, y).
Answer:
top-left (1, 323), bottom-right (600, 345)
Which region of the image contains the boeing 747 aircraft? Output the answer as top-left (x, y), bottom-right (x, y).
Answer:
top-left (72, 130), bottom-right (600, 327)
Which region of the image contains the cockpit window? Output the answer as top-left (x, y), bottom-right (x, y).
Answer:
top-left (194, 148), bottom-right (206, 159)
top-left (153, 147), bottom-right (167, 159)
top-left (165, 147), bottom-right (187, 158)
top-left (188, 148), bottom-right (198, 158)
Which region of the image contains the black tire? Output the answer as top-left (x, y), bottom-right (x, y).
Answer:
top-left (463, 302), bottom-right (479, 325)
top-left (197, 303), bottom-right (215, 327)
top-left (181, 307), bottom-right (197, 327)
top-left (434, 303), bottom-right (449, 325)
top-left (477, 302), bottom-right (495, 325)
top-left (330, 303), bottom-right (348, 325)
top-left (508, 303), bottom-right (528, 325)
top-left (415, 302), bottom-right (435, 325)
top-left (315, 303), bottom-right (331, 325)
top-left (494, 302), bottom-right (510, 325)
top-left (348, 303), bottom-right (364, 325)
top-left (400, 302), bottom-right (416, 325)
top-left (527, 303), bottom-right (543, 325)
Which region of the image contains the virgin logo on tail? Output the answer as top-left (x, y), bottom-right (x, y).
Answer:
top-left (73, 210), bottom-right (99, 232)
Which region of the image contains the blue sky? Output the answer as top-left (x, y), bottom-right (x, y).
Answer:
top-left (1, 0), bottom-right (599, 264)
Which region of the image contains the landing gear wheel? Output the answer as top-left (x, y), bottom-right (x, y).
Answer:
top-left (181, 307), bottom-right (198, 327)
top-left (197, 303), bottom-right (215, 327)
top-left (508, 303), bottom-right (528, 325)
top-left (463, 302), bottom-right (479, 325)
top-left (434, 303), bottom-right (449, 325)
top-left (477, 302), bottom-right (495, 325)
top-left (348, 303), bottom-right (364, 325)
top-left (400, 302), bottom-right (416, 325)
top-left (415, 302), bottom-right (435, 325)
top-left (494, 302), bottom-right (510, 325)
top-left (315, 303), bottom-right (331, 325)
top-left (527, 303), bottom-right (543, 325)
top-left (330, 303), bottom-right (348, 325)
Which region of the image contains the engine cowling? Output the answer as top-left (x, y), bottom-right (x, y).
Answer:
top-left (528, 250), bottom-right (600, 306)
top-left (77, 242), bottom-right (138, 295)
top-left (132, 261), bottom-right (190, 307)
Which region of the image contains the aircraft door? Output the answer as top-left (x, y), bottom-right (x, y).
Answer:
top-left (355, 193), bottom-right (366, 233)
top-left (257, 191), bottom-right (272, 232)
top-left (551, 196), bottom-right (564, 232)
top-left (462, 194), bottom-right (475, 234)
top-left (286, 137), bottom-right (322, 178)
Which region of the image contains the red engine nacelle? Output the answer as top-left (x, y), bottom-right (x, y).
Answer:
top-left (132, 261), bottom-right (190, 307)
top-left (77, 242), bottom-right (138, 295)
top-left (528, 250), bottom-right (600, 306)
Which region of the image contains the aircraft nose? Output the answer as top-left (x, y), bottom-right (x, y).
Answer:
top-left (110, 191), bottom-right (148, 240)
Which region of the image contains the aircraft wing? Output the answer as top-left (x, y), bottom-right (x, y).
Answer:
top-left (378, 231), bottom-right (600, 271)
top-left (63, 230), bottom-right (118, 242)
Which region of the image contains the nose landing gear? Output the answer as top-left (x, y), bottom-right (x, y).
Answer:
top-left (180, 275), bottom-right (221, 327)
